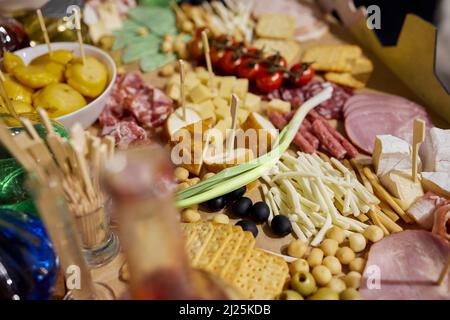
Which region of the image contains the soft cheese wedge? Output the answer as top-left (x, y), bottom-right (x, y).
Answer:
top-left (241, 112), bottom-right (278, 156)
top-left (421, 172), bottom-right (450, 198)
top-left (373, 135), bottom-right (420, 177)
top-left (419, 127), bottom-right (450, 172)
top-left (380, 169), bottom-right (424, 209)
top-left (164, 107), bottom-right (201, 140)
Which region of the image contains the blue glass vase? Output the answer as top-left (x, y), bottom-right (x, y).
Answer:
top-left (0, 209), bottom-right (58, 300)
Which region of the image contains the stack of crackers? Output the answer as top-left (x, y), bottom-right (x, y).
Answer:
top-left (253, 13), bottom-right (301, 66)
top-left (181, 222), bottom-right (289, 299)
top-left (302, 44), bottom-right (373, 89)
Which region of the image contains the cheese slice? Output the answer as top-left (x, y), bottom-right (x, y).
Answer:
top-left (373, 135), bottom-right (420, 177)
top-left (419, 127), bottom-right (450, 172)
top-left (267, 99), bottom-right (291, 114)
top-left (379, 169), bottom-right (424, 209)
top-left (421, 172), bottom-right (450, 198)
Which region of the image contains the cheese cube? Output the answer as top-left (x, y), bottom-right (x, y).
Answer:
top-left (237, 109), bottom-right (249, 124)
top-left (267, 98), bottom-right (291, 113)
top-left (212, 97), bottom-right (228, 110)
top-left (188, 84), bottom-right (213, 103)
top-left (419, 127), bottom-right (450, 172)
top-left (168, 74), bottom-right (180, 86)
top-left (215, 104), bottom-right (230, 121)
top-left (372, 135), bottom-right (418, 177)
top-left (196, 70), bottom-right (211, 85)
top-left (211, 118), bottom-right (231, 145)
top-left (379, 169), bottom-right (424, 208)
top-left (218, 76), bottom-right (236, 98)
top-left (243, 93), bottom-right (261, 111)
top-left (166, 83), bottom-right (180, 101)
top-left (232, 78), bottom-right (249, 99)
top-left (421, 172), bottom-right (450, 198)
top-left (197, 100), bottom-right (216, 121)
top-left (185, 73), bottom-right (200, 90)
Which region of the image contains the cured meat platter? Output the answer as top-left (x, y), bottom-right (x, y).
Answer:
top-left (0, 0), bottom-right (448, 301)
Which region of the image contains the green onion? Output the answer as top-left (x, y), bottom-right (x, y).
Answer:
top-left (176, 87), bottom-right (333, 208)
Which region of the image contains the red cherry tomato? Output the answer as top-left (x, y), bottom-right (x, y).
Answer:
top-left (244, 47), bottom-right (260, 56)
top-left (290, 63), bottom-right (315, 87)
top-left (187, 37), bottom-right (204, 61)
top-left (266, 54), bottom-right (287, 69)
top-left (236, 58), bottom-right (261, 80)
top-left (210, 47), bottom-right (225, 68)
top-left (255, 69), bottom-right (283, 93)
top-left (220, 51), bottom-right (242, 75)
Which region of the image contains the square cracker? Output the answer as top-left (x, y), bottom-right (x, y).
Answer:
top-left (180, 223), bottom-right (196, 247)
top-left (253, 38), bottom-right (301, 66)
top-left (324, 72), bottom-right (365, 89)
top-left (303, 45), bottom-right (362, 72)
top-left (256, 13), bottom-right (296, 39)
top-left (221, 230), bottom-right (255, 282)
top-left (193, 223), bottom-right (233, 269)
top-left (183, 222), bottom-right (214, 263)
top-left (208, 226), bottom-right (244, 273)
top-left (233, 249), bottom-right (289, 300)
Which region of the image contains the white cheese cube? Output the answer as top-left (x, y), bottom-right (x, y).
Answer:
top-left (419, 127), bottom-right (450, 172)
top-left (243, 93), bottom-right (261, 111)
top-left (184, 73), bottom-right (200, 90)
top-left (372, 135), bottom-right (420, 177)
top-left (197, 100), bottom-right (216, 121)
top-left (166, 83), bottom-right (180, 101)
top-left (212, 97), bottom-right (228, 110)
top-left (421, 172), bottom-right (450, 198)
top-left (188, 84), bottom-right (213, 103)
top-left (232, 78), bottom-right (249, 99)
top-left (379, 169), bottom-right (424, 208)
top-left (267, 98), bottom-right (291, 114)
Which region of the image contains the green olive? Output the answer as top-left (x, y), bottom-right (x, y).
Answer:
top-left (290, 271), bottom-right (317, 297)
top-left (308, 287), bottom-right (339, 300)
top-left (339, 288), bottom-right (362, 300)
top-left (278, 290), bottom-right (304, 300)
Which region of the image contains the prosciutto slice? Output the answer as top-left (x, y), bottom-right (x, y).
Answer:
top-left (344, 93), bottom-right (433, 153)
top-left (360, 230), bottom-right (450, 300)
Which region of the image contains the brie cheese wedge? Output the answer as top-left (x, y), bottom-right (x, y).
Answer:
top-left (380, 169), bottom-right (424, 208)
top-left (421, 171), bottom-right (450, 198)
top-left (419, 127), bottom-right (450, 172)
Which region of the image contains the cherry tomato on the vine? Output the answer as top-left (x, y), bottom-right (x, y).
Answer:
top-left (236, 58), bottom-right (261, 80)
top-left (220, 51), bottom-right (242, 75)
top-left (255, 69), bottom-right (283, 93)
top-left (187, 37), bottom-right (204, 61)
top-left (210, 47), bottom-right (225, 68)
top-left (266, 54), bottom-right (287, 69)
top-left (290, 63), bottom-right (315, 87)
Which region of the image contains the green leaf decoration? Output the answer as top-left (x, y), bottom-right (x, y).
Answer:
top-left (113, 5), bottom-right (182, 72)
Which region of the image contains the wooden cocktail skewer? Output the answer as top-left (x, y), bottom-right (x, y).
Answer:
top-left (36, 9), bottom-right (52, 56)
top-left (201, 30), bottom-right (215, 89)
top-left (227, 94), bottom-right (239, 155)
top-left (411, 118), bottom-right (425, 182)
top-left (178, 59), bottom-right (187, 120)
top-left (437, 255), bottom-right (450, 285)
top-left (74, 9), bottom-right (86, 64)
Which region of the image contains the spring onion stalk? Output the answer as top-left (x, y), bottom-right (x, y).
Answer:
top-left (176, 87), bottom-right (333, 208)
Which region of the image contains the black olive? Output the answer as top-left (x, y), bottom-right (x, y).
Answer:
top-left (271, 215), bottom-right (292, 237)
top-left (236, 220), bottom-right (258, 238)
top-left (249, 201), bottom-right (270, 223)
top-left (225, 186), bottom-right (247, 202)
top-left (231, 197), bottom-right (252, 217)
top-left (206, 196), bottom-right (226, 211)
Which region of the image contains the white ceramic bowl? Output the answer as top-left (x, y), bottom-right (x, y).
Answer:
top-left (11, 42), bottom-right (116, 129)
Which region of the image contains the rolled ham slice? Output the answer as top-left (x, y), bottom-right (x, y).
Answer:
top-left (360, 230), bottom-right (450, 300)
top-left (344, 93), bottom-right (433, 153)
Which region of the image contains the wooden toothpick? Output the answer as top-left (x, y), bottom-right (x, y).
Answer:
top-left (178, 59), bottom-right (186, 120)
top-left (201, 30), bottom-right (214, 89)
top-left (412, 118), bottom-right (426, 182)
top-left (74, 9), bottom-right (86, 64)
top-left (36, 9), bottom-right (52, 56)
top-left (437, 255), bottom-right (450, 286)
top-left (227, 94), bottom-right (239, 155)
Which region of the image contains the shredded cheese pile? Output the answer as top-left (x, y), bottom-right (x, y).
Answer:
top-left (261, 152), bottom-right (380, 246)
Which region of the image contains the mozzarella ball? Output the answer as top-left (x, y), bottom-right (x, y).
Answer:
top-left (326, 226), bottom-right (345, 244)
top-left (322, 256), bottom-right (342, 275)
top-left (363, 225), bottom-right (384, 242)
top-left (287, 239), bottom-right (307, 258)
top-left (312, 265), bottom-right (332, 286)
top-left (336, 247), bottom-right (355, 265)
top-left (307, 248), bottom-right (324, 268)
top-left (289, 259), bottom-right (309, 275)
top-left (349, 233), bottom-right (367, 253)
top-left (349, 257), bottom-right (366, 273)
top-left (320, 239), bottom-right (339, 256)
